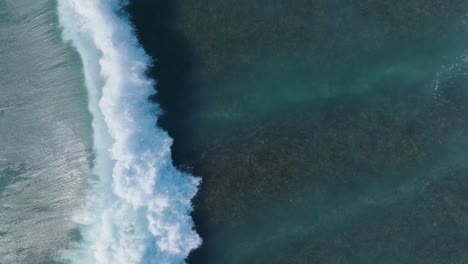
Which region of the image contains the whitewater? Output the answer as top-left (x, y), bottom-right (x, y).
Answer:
top-left (57, 0), bottom-right (201, 263)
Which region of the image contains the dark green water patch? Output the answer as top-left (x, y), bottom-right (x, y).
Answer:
top-left (186, 65), bottom-right (468, 263)
top-left (170, 0), bottom-right (468, 115)
top-left (197, 145), bottom-right (468, 263)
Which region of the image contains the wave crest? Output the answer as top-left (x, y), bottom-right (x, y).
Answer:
top-left (57, 0), bottom-right (201, 263)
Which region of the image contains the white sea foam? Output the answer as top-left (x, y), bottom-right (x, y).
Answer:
top-left (57, 0), bottom-right (201, 263)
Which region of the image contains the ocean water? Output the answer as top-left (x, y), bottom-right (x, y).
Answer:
top-left (1, 0), bottom-right (200, 263)
top-left (124, 1), bottom-right (468, 263)
top-left (4, 0), bottom-right (468, 263)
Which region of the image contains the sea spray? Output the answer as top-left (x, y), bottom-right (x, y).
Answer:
top-left (57, 0), bottom-right (201, 263)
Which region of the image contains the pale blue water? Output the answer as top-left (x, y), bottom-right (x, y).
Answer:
top-left (0, 0), bottom-right (92, 262)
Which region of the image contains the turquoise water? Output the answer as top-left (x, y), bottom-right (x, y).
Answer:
top-left (0, 0), bottom-right (92, 262)
top-left (125, 1), bottom-right (468, 263)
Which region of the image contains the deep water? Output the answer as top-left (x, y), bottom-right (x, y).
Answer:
top-left (128, 0), bottom-right (468, 263)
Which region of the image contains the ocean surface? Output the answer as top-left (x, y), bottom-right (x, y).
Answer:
top-left (128, 0), bottom-right (468, 263)
top-left (0, 0), bottom-right (91, 262)
top-left (2, 0), bottom-right (468, 263)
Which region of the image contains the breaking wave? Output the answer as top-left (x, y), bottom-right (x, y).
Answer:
top-left (57, 0), bottom-right (201, 263)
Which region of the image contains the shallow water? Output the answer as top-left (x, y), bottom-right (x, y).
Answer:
top-left (0, 0), bottom-right (92, 262)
